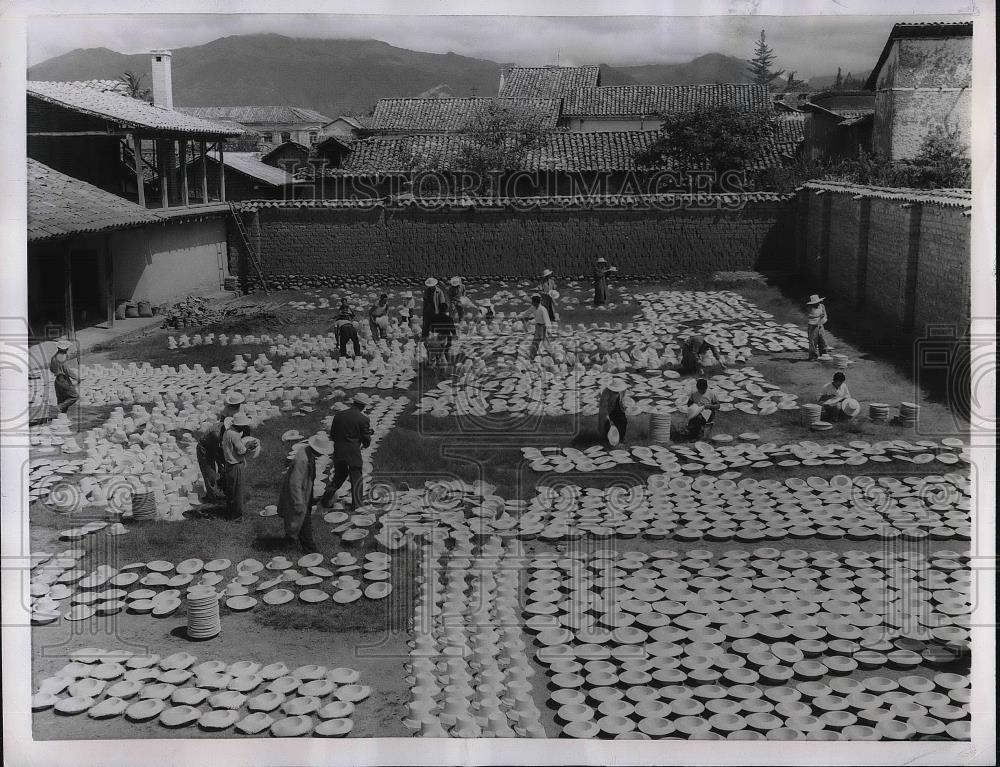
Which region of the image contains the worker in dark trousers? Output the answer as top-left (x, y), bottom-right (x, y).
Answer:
top-left (321, 392), bottom-right (373, 511)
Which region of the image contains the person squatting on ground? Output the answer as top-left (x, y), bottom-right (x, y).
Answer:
top-left (818, 372), bottom-right (857, 421)
top-left (447, 276), bottom-right (466, 323)
top-left (279, 433), bottom-right (334, 554)
top-left (335, 302), bottom-right (362, 358)
top-left (221, 412), bottom-right (259, 520)
top-left (421, 277), bottom-right (448, 341)
top-left (806, 294), bottom-right (832, 360)
top-left (598, 379), bottom-right (630, 445)
top-left (49, 340), bottom-right (79, 412)
top-left (679, 333), bottom-right (726, 376)
top-left (523, 294), bottom-right (551, 360)
top-left (321, 392), bottom-right (374, 512)
top-left (593, 257), bottom-right (617, 306)
top-left (369, 293), bottom-right (390, 340)
top-left (684, 378), bottom-right (721, 440)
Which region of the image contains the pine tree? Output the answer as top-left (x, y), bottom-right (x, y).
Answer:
top-left (784, 71), bottom-right (806, 92)
top-left (834, 67), bottom-right (843, 90)
top-left (746, 30), bottom-right (785, 90)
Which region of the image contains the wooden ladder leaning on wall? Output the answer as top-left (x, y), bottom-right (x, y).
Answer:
top-left (227, 202), bottom-right (270, 294)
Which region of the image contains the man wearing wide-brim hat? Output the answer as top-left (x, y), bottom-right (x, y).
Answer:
top-left (219, 390), bottom-right (245, 421)
top-left (48, 339), bottom-right (79, 413)
top-left (221, 412), bottom-right (257, 520)
top-left (679, 333), bottom-right (726, 376)
top-left (421, 278), bottom-right (447, 340)
top-left (598, 379), bottom-right (632, 445)
top-left (320, 392), bottom-right (374, 512)
top-left (195, 417), bottom-right (227, 504)
top-left (805, 294), bottom-right (832, 361)
top-left (539, 268), bottom-right (556, 296)
top-left (593, 258), bottom-right (617, 306)
top-left (447, 276), bottom-right (466, 324)
top-left (278, 433), bottom-right (334, 554)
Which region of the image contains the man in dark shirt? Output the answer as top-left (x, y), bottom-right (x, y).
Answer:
top-left (320, 392), bottom-right (373, 511)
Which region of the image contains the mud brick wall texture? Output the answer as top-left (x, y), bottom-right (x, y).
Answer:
top-left (229, 201), bottom-right (795, 287)
top-left (797, 187), bottom-right (970, 332)
top-left (913, 204), bottom-right (971, 333)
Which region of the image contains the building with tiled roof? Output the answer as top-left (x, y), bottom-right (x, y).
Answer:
top-left (866, 21), bottom-right (972, 160)
top-left (561, 84), bottom-right (770, 131)
top-left (185, 152), bottom-right (297, 201)
top-left (368, 97), bottom-right (563, 134)
top-left (339, 125), bottom-right (800, 177)
top-left (27, 158), bottom-right (159, 243)
top-left (499, 65), bottom-right (601, 97)
top-left (28, 81), bottom-right (243, 137)
top-left (177, 105), bottom-right (332, 147)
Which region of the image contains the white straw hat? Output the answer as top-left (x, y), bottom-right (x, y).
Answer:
top-left (225, 391), bottom-right (246, 405)
top-left (806, 294), bottom-right (825, 305)
top-left (608, 380), bottom-right (627, 393)
top-left (424, 278), bottom-right (438, 287)
top-left (542, 269), bottom-right (553, 277)
top-left (449, 276), bottom-right (462, 286)
top-left (307, 434), bottom-right (334, 454)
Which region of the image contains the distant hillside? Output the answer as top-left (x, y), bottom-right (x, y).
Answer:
top-left (28, 35), bottom-right (862, 115)
top-left (28, 34), bottom-right (508, 117)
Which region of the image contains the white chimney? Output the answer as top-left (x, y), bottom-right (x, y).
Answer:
top-left (150, 49), bottom-right (173, 109)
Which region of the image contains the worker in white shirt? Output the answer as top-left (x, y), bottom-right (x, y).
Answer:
top-left (818, 372), bottom-right (858, 421)
top-left (522, 294), bottom-right (551, 360)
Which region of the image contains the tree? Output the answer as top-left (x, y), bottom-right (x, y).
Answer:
top-left (634, 104), bottom-right (776, 180)
top-left (784, 71), bottom-right (806, 92)
top-left (746, 30), bottom-right (785, 90)
top-left (452, 100), bottom-right (551, 193)
top-left (119, 71), bottom-right (151, 102)
top-left (834, 67), bottom-right (843, 90)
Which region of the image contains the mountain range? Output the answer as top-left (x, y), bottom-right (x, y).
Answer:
top-left (27, 34), bottom-right (866, 118)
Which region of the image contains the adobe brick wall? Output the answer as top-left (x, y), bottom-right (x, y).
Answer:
top-left (797, 186), bottom-right (970, 332)
top-left (913, 204), bottom-right (971, 333)
top-left (229, 200), bottom-right (796, 286)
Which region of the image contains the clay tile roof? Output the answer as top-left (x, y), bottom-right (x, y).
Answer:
top-left (177, 105), bottom-right (332, 125)
top-left (500, 65), bottom-right (601, 97)
top-left (27, 81), bottom-right (244, 137)
top-left (802, 180), bottom-right (972, 208)
top-left (27, 158), bottom-right (160, 242)
top-left (216, 153), bottom-right (296, 186)
top-left (562, 84), bottom-right (770, 117)
top-left (71, 78), bottom-right (131, 94)
top-left (771, 113), bottom-right (806, 147)
top-left (368, 98), bottom-right (563, 133)
top-left (341, 127), bottom-right (801, 173)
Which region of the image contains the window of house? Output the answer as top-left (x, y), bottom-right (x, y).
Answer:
top-left (309, 131), bottom-right (319, 145)
top-left (262, 132), bottom-right (273, 143)
top-left (281, 132), bottom-right (291, 143)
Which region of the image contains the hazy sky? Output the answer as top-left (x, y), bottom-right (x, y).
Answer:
top-left (26, 8), bottom-right (974, 77)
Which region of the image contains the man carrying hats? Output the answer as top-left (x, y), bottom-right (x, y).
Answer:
top-left (539, 268), bottom-right (556, 296)
top-left (421, 278), bottom-right (447, 340)
top-left (522, 294), bottom-right (551, 360)
top-left (598, 379), bottom-right (631, 445)
top-left (447, 276), bottom-right (466, 323)
top-left (806, 294), bottom-right (831, 360)
top-left (321, 392), bottom-right (374, 512)
top-left (684, 378), bottom-right (721, 440)
top-left (818, 372), bottom-right (857, 421)
top-left (219, 390), bottom-right (244, 421)
top-left (679, 334), bottom-right (725, 376)
top-left (278, 433), bottom-right (334, 554)
top-left (221, 412), bottom-right (258, 520)
top-left (593, 258), bottom-right (616, 306)
top-left (334, 301), bottom-right (362, 358)
top-left (48, 340), bottom-right (79, 413)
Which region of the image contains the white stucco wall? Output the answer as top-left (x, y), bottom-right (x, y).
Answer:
top-left (111, 217), bottom-right (228, 305)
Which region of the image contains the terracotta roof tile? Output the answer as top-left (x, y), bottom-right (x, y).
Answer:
top-left (802, 180), bottom-right (972, 207)
top-left (177, 105), bottom-right (332, 125)
top-left (562, 84), bottom-right (769, 117)
top-left (27, 158), bottom-right (160, 242)
top-left (500, 66), bottom-right (601, 97)
top-left (369, 98), bottom-right (562, 133)
top-left (27, 81), bottom-right (244, 137)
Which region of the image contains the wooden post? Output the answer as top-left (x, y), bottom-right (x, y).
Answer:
top-left (63, 250), bottom-right (75, 340)
top-left (218, 142), bottom-right (227, 202)
top-left (132, 133), bottom-right (145, 207)
top-left (179, 139), bottom-right (190, 206)
top-left (104, 236), bottom-right (115, 329)
top-left (200, 139), bottom-right (209, 203)
top-left (159, 139), bottom-right (170, 209)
